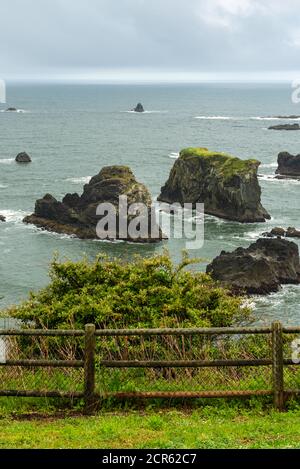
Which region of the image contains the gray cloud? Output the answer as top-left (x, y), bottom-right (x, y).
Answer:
top-left (1, 0), bottom-right (300, 80)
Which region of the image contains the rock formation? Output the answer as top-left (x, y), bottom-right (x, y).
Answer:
top-left (133, 103), bottom-right (144, 113)
top-left (273, 115), bottom-right (300, 119)
top-left (268, 123), bottom-right (300, 130)
top-left (206, 238), bottom-right (300, 295)
top-left (6, 107), bottom-right (17, 112)
top-left (15, 152), bottom-right (31, 163)
top-left (23, 165), bottom-right (163, 243)
top-left (262, 226), bottom-right (300, 239)
top-left (0, 215), bottom-right (5, 222)
top-left (157, 147), bottom-right (270, 223)
top-left (275, 152), bottom-right (300, 177)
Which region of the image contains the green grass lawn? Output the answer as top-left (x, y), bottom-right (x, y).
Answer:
top-left (1, 407), bottom-right (300, 449)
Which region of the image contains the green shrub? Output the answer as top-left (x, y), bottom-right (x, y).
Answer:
top-left (4, 251), bottom-right (248, 330)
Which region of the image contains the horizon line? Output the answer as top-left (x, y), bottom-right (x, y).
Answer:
top-left (2, 70), bottom-right (300, 85)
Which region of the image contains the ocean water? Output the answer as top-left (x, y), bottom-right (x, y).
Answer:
top-left (0, 82), bottom-right (300, 325)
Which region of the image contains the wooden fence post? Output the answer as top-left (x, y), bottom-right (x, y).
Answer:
top-left (84, 323), bottom-right (96, 414)
top-left (272, 321), bottom-right (284, 411)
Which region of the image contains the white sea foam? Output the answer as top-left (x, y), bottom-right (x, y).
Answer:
top-left (66, 176), bottom-right (91, 184)
top-left (0, 158), bottom-right (14, 165)
top-left (0, 184), bottom-right (8, 189)
top-left (143, 110), bottom-right (168, 114)
top-left (232, 230), bottom-right (263, 242)
top-left (260, 162), bottom-right (277, 169)
top-left (0, 209), bottom-right (27, 223)
top-left (124, 110), bottom-right (167, 114)
top-left (253, 285), bottom-right (300, 312)
top-left (36, 229), bottom-right (77, 240)
top-left (194, 115), bottom-right (233, 120)
top-left (259, 174), bottom-right (300, 184)
top-left (251, 117), bottom-right (281, 121)
top-left (194, 115), bottom-right (300, 122)
top-left (168, 152), bottom-right (179, 159)
top-left (0, 109), bottom-right (27, 113)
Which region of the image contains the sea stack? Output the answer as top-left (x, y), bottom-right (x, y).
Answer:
top-left (133, 103), bottom-right (144, 113)
top-left (0, 215), bottom-right (6, 222)
top-left (15, 152), bottom-right (32, 163)
top-left (206, 238), bottom-right (300, 295)
top-left (268, 123), bottom-right (300, 130)
top-left (23, 165), bottom-right (164, 243)
top-left (276, 152), bottom-right (300, 177)
top-left (157, 147), bottom-right (270, 223)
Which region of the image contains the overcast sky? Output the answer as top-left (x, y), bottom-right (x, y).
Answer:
top-left (1, 0), bottom-right (300, 82)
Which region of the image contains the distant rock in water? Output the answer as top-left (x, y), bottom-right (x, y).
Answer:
top-left (268, 123), bottom-right (300, 130)
top-left (262, 226), bottom-right (300, 239)
top-left (23, 165), bottom-right (164, 243)
top-left (273, 115), bottom-right (300, 119)
top-left (275, 151), bottom-right (300, 177)
top-left (133, 103), bottom-right (144, 113)
top-left (157, 147), bottom-right (270, 223)
top-left (6, 107), bottom-right (17, 112)
top-left (15, 152), bottom-right (31, 163)
top-left (206, 238), bottom-right (300, 295)
top-left (0, 215), bottom-right (6, 222)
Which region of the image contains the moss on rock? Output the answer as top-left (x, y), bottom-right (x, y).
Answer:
top-left (158, 147), bottom-right (270, 223)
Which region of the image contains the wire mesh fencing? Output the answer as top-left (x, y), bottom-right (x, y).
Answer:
top-left (94, 330), bottom-right (273, 396)
top-left (283, 328), bottom-right (300, 395)
top-left (0, 322), bottom-right (300, 411)
top-left (0, 331), bottom-right (85, 397)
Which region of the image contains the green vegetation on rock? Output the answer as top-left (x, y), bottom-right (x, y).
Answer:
top-left (180, 147), bottom-right (259, 181)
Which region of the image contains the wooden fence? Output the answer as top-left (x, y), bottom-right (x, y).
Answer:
top-left (0, 321), bottom-right (300, 413)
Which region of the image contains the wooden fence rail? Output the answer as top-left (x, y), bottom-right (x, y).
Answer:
top-left (0, 321), bottom-right (299, 413)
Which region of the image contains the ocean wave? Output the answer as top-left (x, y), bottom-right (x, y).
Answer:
top-left (35, 229), bottom-right (77, 240)
top-left (123, 110), bottom-right (168, 114)
top-left (259, 174), bottom-right (300, 184)
top-left (232, 230), bottom-right (262, 242)
top-left (37, 229), bottom-right (149, 245)
top-left (168, 152), bottom-right (179, 159)
top-left (65, 176), bottom-right (91, 184)
top-left (251, 117), bottom-right (281, 121)
top-left (253, 284), bottom-right (300, 310)
top-left (0, 184), bottom-right (8, 189)
top-left (260, 162), bottom-right (277, 169)
top-left (194, 115), bottom-right (300, 122)
top-left (0, 109), bottom-right (27, 113)
top-left (0, 209), bottom-right (27, 223)
top-left (194, 115), bottom-right (233, 120)
top-left (0, 158), bottom-right (14, 165)
top-left (251, 116), bottom-right (300, 121)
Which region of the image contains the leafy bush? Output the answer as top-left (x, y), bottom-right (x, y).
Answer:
top-left (5, 251), bottom-right (248, 330)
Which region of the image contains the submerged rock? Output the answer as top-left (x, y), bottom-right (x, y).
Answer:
top-left (157, 147), bottom-right (270, 223)
top-left (133, 103), bottom-right (144, 113)
top-left (268, 123), bottom-right (300, 130)
top-left (273, 115), bottom-right (300, 119)
top-left (262, 226), bottom-right (300, 239)
top-left (6, 107), bottom-right (17, 112)
top-left (275, 152), bottom-right (300, 177)
top-left (286, 227), bottom-right (300, 238)
top-left (15, 152), bottom-right (31, 163)
top-left (0, 215), bottom-right (6, 222)
top-left (262, 227), bottom-right (286, 238)
top-left (23, 165), bottom-right (164, 243)
top-left (206, 238), bottom-right (300, 295)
